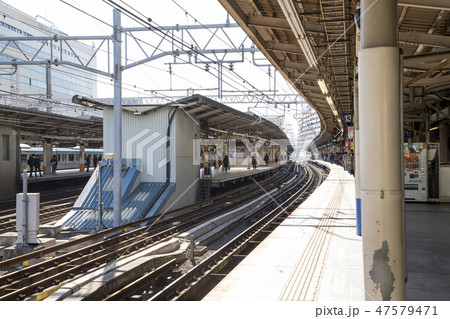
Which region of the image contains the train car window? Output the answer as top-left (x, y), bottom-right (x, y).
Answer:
top-left (21, 154), bottom-right (27, 162)
top-left (69, 154), bottom-right (74, 162)
top-left (58, 154), bottom-right (61, 162)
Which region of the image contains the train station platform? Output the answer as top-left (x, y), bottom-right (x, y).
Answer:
top-left (203, 162), bottom-right (363, 301)
top-left (20, 168), bottom-right (93, 184)
top-left (201, 161), bottom-right (287, 188)
top-left (203, 161), bottom-right (450, 301)
top-left (18, 168), bottom-right (93, 197)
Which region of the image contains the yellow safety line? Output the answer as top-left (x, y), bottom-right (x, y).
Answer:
top-left (278, 180), bottom-right (344, 301)
top-left (34, 283), bottom-right (66, 301)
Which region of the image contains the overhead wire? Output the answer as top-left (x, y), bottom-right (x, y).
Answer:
top-left (62, 0), bottom-right (206, 99)
top-left (61, 0), bottom-right (234, 101)
top-left (0, 4), bottom-right (203, 104)
top-left (169, 0), bottom-right (294, 94)
top-left (104, 0), bottom-right (283, 106)
top-left (2, 0), bottom-right (302, 123)
top-left (165, 0), bottom-right (307, 135)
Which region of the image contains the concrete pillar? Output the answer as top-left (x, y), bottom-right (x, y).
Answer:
top-left (440, 127), bottom-right (450, 162)
top-left (359, 0), bottom-right (405, 301)
top-left (79, 142), bottom-right (85, 172)
top-left (42, 139), bottom-right (52, 175)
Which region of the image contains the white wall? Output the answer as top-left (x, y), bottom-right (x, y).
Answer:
top-left (103, 107), bottom-right (200, 210)
top-left (169, 109), bottom-right (201, 211)
top-left (104, 107), bottom-right (175, 183)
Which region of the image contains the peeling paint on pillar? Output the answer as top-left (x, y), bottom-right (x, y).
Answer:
top-left (369, 240), bottom-right (395, 300)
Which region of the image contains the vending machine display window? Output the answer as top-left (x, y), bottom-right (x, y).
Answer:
top-left (404, 143), bottom-right (427, 201)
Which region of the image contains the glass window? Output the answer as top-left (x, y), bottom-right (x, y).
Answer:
top-left (2, 135), bottom-right (9, 161)
top-left (69, 154), bottom-right (74, 162)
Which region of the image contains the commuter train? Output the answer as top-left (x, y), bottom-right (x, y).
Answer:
top-left (20, 144), bottom-right (103, 171)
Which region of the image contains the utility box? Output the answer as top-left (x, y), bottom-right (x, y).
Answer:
top-left (16, 193), bottom-right (40, 244)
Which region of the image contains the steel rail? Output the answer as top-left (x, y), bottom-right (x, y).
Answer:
top-left (103, 258), bottom-right (177, 301)
top-left (0, 164), bottom-right (291, 269)
top-left (0, 164), bottom-right (297, 300)
top-left (150, 164), bottom-right (323, 301)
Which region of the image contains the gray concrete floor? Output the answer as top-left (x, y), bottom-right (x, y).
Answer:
top-left (405, 202), bottom-right (450, 301)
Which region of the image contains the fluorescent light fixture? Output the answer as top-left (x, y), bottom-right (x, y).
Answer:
top-left (326, 96), bottom-right (335, 109)
top-left (278, 0), bottom-right (317, 68)
top-left (317, 79), bottom-right (328, 95)
top-left (429, 126), bottom-right (439, 131)
top-left (326, 95), bottom-right (339, 117)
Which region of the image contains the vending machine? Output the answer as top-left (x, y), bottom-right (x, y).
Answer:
top-left (404, 143), bottom-right (428, 201)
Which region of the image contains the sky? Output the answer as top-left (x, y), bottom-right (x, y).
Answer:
top-left (1, 0), bottom-right (314, 148)
top-left (2, 0), bottom-right (294, 100)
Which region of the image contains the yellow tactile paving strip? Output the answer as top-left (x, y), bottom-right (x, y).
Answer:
top-left (278, 180), bottom-right (343, 301)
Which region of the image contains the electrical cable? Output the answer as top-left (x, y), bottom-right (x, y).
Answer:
top-left (0, 9), bottom-right (197, 104)
top-left (116, 0), bottom-right (306, 121)
top-left (103, 0), bottom-right (282, 106)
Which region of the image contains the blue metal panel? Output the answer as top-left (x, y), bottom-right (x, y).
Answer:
top-left (61, 180), bottom-right (170, 230)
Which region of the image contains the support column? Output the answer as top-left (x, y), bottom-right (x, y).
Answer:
top-left (79, 142), bottom-right (85, 172)
top-left (354, 75), bottom-right (361, 236)
top-left (113, 9), bottom-right (123, 228)
top-left (42, 139), bottom-right (52, 175)
top-left (359, 0), bottom-right (405, 301)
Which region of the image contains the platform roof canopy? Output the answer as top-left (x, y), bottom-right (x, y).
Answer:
top-left (0, 104), bottom-right (103, 141)
top-left (219, 0), bottom-right (450, 147)
top-left (121, 94), bottom-right (294, 153)
top-left (74, 94), bottom-right (293, 152)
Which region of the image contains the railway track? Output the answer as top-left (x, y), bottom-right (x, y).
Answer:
top-left (0, 188), bottom-right (83, 211)
top-left (0, 196), bottom-right (79, 234)
top-left (0, 163), bottom-right (302, 301)
top-left (147, 164), bottom-right (325, 301)
top-left (101, 163), bottom-right (328, 301)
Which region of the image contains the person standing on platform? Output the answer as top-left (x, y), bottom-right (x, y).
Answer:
top-left (252, 156), bottom-right (257, 169)
top-left (51, 155), bottom-right (58, 174)
top-left (329, 152), bottom-right (335, 164)
top-left (275, 154), bottom-right (279, 164)
top-left (223, 155), bottom-right (229, 172)
top-left (33, 154), bottom-right (42, 177)
top-left (27, 154), bottom-right (35, 177)
top-left (86, 155), bottom-right (91, 172)
top-left (93, 154), bottom-right (98, 168)
top-left (264, 153), bottom-right (269, 166)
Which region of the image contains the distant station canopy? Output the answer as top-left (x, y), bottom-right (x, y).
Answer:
top-left (73, 94), bottom-right (294, 153)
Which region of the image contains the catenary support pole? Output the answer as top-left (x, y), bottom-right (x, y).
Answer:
top-left (359, 0), bottom-right (405, 300)
top-left (113, 9), bottom-right (123, 227)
